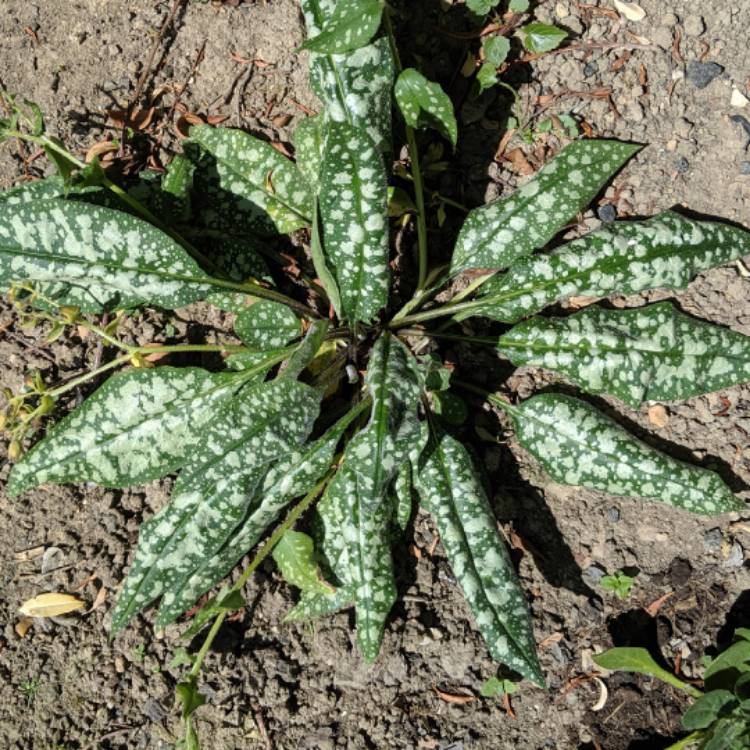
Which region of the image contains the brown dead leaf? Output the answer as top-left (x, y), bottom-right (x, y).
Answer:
top-left (504, 148), bottom-right (535, 176)
top-left (644, 591), bottom-right (674, 617)
top-left (230, 51), bottom-right (254, 64)
top-left (508, 529), bottom-right (527, 552)
top-left (539, 632), bottom-right (564, 648)
top-left (494, 128), bottom-right (517, 160)
top-left (270, 141), bottom-right (293, 158)
top-left (567, 295), bottom-right (599, 310)
top-left (671, 28), bottom-right (684, 64)
top-left (433, 686), bottom-right (476, 705)
top-left (15, 617), bottom-right (33, 638)
top-left (71, 572), bottom-right (98, 592)
top-left (647, 404), bottom-right (669, 428)
top-left (85, 140), bottom-right (118, 164)
top-left (107, 107), bottom-right (155, 131)
top-left (19, 592), bottom-right (85, 618)
top-left (23, 26), bottom-right (40, 44)
top-left (175, 112), bottom-right (205, 139)
top-left (272, 113), bottom-right (293, 128)
top-left (87, 586), bottom-right (107, 613)
top-left (639, 63), bottom-right (649, 89)
top-left (206, 114), bottom-right (230, 126)
top-left (502, 692), bottom-right (516, 718)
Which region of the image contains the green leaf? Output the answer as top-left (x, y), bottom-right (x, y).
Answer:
top-left (467, 0), bottom-right (500, 14)
top-left (310, 199), bottom-right (343, 319)
top-left (469, 212), bottom-right (750, 323)
top-left (704, 641), bottom-right (750, 691)
top-left (318, 122), bottom-right (389, 323)
top-left (111, 378), bottom-right (321, 633)
top-left (176, 677), bottom-right (206, 718)
top-left (480, 676), bottom-right (519, 697)
top-left (392, 459), bottom-right (414, 535)
top-left (0, 198), bottom-right (213, 312)
top-left (483, 36), bottom-right (511, 66)
top-left (301, 1), bottom-right (394, 154)
top-left (293, 114), bottom-right (325, 194)
top-left (509, 393), bottom-right (743, 515)
top-left (162, 154), bottom-right (196, 201)
top-left (702, 718), bottom-right (748, 750)
top-left (301, 0), bottom-right (383, 54)
top-left (600, 570), bottom-right (635, 598)
top-left (273, 530), bottom-right (336, 594)
top-left (592, 647), bottom-right (701, 695)
top-left (280, 318), bottom-right (331, 381)
top-left (450, 140), bottom-right (639, 275)
top-left (497, 302), bottom-right (750, 408)
top-left (189, 125), bottom-right (312, 234)
top-left (414, 425), bottom-right (543, 685)
top-left (509, 0), bottom-right (529, 11)
top-left (433, 390), bottom-right (468, 425)
top-left (9, 366), bottom-right (253, 497)
top-left (180, 587), bottom-right (246, 640)
top-left (520, 23), bottom-right (567, 53)
top-left (682, 691), bottom-right (737, 730)
top-left (234, 300), bottom-right (301, 350)
top-left (476, 62), bottom-right (499, 93)
top-left (395, 69), bottom-right (458, 146)
top-left (153, 399), bottom-right (368, 628)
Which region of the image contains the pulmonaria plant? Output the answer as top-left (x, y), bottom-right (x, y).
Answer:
top-left (1, 0), bottom-right (749, 720)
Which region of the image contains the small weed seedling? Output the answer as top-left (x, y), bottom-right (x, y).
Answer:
top-left (600, 570), bottom-right (636, 599)
top-left (18, 676), bottom-right (40, 706)
top-left (594, 630), bottom-right (750, 749)
top-left (1, 0), bottom-right (749, 744)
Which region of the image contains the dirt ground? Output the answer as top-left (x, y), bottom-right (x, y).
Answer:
top-left (1, 1), bottom-right (750, 749)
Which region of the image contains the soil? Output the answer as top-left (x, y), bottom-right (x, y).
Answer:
top-left (1, 1), bottom-right (750, 749)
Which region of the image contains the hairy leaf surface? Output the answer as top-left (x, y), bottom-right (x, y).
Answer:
top-left (152, 400), bottom-right (368, 626)
top-left (395, 68), bottom-right (457, 146)
top-left (301, 0), bottom-right (383, 54)
top-left (8, 367), bottom-right (249, 496)
top-left (498, 302), bottom-right (750, 407)
top-left (190, 125), bottom-right (312, 233)
top-left (234, 300), bottom-right (301, 350)
top-left (0, 198), bottom-right (212, 311)
top-left (319, 122), bottom-right (389, 322)
top-left (450, 140), bottom-right (639, 275)
top-left (466, 212), bottom-right (750, 323)
top-left (111, 379), bottom-right (321, 632)
top-left (273, 530), bottom-right (335, 595)
top-left (414, 426), bottom-right (543, 685)
top-left (510, 393), bottom-right (743, 514)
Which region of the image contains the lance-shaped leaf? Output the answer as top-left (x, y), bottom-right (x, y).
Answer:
top-left (301, 1), bottom-right (394, 153)
top-left (111, 379), bottom-right (320, 632)
top-left (508, 393), bottom-right (743, 515)
top-left (0, 198), bottom-right (212, 311)
top-left (273, 530), bottom-right (336, 595)
top-left (190, 125), bottom-right (312, 234)
top-left (310, 199), bottom-right (343, 319)
top-left (450, 140), bottom-right (639, 275)
top-left (8, 367), bottom-right (249, 496)
top-left (498, 302), bottom-right (750, 408)
top-left (280, 318), bottom-right (330, 380)
top-left (318, 122), bottom-right (389, 323)
top-left (466, 212), bottom-right (750, 323)
top-left (395, 69), bottom-right (458, 146)
top-left (152, 399), bottom-right (368, 626)
top-left (301, 0), bottom-right (383, 54)
top-left (293, 114), bottom-right (325, 193)
top-left (413, 425), bottom-right (543, 685)
top-left (234, 300), bottom-right (302, 350)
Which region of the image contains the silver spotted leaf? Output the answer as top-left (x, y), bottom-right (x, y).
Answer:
top-left (272, 530), bottom-right (335, 595)
top-left (190, 125), bottom-right (312, 234)
top-left (152, 398), bottom-right (368, 626)
top-left (234, 300), bottom-right (302, 350)
top-left (301, 0), bottom-right (394, 153)
top-left (510, 393), bottom-right (743, 515)
top-left (414, 426), bottom-right (544, 685)
top-left (293, 114), bottom-right (325, 194)
top-left (8, 367), bottom-right (247, 496)
top-left (111, 378), bottom-right (321, 632)
top-left (310, 198), bottom-right (343, 319)
top-left (450, 140), bottom-right (639, 275)
top-left (498, 302), bottom-right (750, 408)
top-left (319, 122), bottom-right (389, 323)
top-left (395, 68), bottom-right (457, 146)
top-left (301, 0), bottom-right (383, 54)
top-left (467, 211), bottom-right (750, 323)
top-left (0, 176), bottom-right (101, 204)
top-left (280, 319), bottom-right (330, 381)
top-left (0, 198), bottom-right (212, 312)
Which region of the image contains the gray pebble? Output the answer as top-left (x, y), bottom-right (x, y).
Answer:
top-left (606, 506), bottom-right (621, 522)
top-left (740, 161), bottom-right (750, 175)
top-left (703, 527), bottom-right (723, 551)
top-left (723, 541), bottom-right (744, 568)
top-left (676, 157), bottom-right (690, 174)
top-left (583, 61), bottom-right (599, 77)
top-left (661, 12), bottom-right (679, 26)
top-left (597, 203), bottom-right (617, 223)
top-left (686, 60), bottom-right (724, 89)
top-left (583, 564), bottom-right (606, 585)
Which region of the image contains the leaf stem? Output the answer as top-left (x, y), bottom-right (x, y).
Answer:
top-left (187, 473), bottom-right (333, 678)
top-left (384, 11), bottom-right (429, 292)
top-left (452, 378), bottom-right (520, 418)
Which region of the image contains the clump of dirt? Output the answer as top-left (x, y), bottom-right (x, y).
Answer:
top-left (1, 1), bottom-right (749, 749)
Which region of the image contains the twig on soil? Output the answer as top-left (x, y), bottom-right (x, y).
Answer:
top-left (120, 0), bottom-right (186, 156)
top-left (164, 40), bottom-right (207, 130)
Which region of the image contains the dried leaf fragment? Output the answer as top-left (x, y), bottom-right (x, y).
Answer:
top-left (15, 617), bottom-right (33, 638)
top-left (613, 1), bottom-right (646, 22)
top-left (433, 686), bottom-right (476, 705)
top-left (647, 404), bottom-right (669, 428)
top-left (19, 592), bottom-right (85, 618)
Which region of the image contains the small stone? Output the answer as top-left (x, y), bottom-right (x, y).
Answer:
top-left (683, 14), bottom-right (705, 36)
top-left (623, 101), bottom-right (644, 123)
top-left (724, 541), bottom-right (744, 568)
top-left (555, 2), bottom-right (569, 19)
top-left (607, 506), bottom-right (621, 523)
top-left (676, 157), bottom-right (690, 174)
top-left (583, 564), bottom-right (606, 585)
top-left (675, 117), bottom-right (693, 138)
top-left (704, 527), bottom-right (723, 551)
top-left (127, 61), bottom-right (140, 75)
top-left (686, 60), bottom-right (724, 89)
top-left (740, 161), bottom-right (750, 175)
top-left (583, 61), bottom-right (599, 77)
top-left (597, 203), bottom-right (617, 223)
top-left (661, 12), bottom-right (679, 26)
